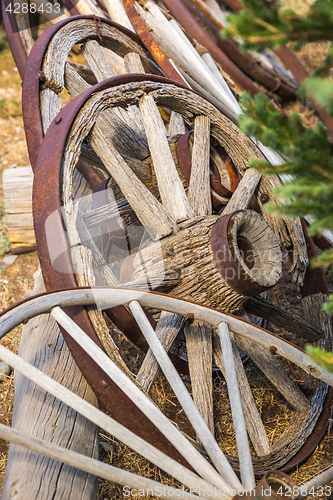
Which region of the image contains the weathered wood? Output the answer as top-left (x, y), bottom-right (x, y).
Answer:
top-left (168, 111), bottom-right (186, 137)
top-left (212, 329), bottom-right (271, 457)
top-left (188, 115), bottom-right (212, 216)
top-left (1, 269), bottom-right (99, 500)
top-left (221, 168), bottom-right (261, 215)
top-left (244, 295), bottom-right (323, 342)
top-left (136, 312), bottom-right (186, 392)
top-left (128, 300), bottom-right (242, 492)
top-left (217, 323), bottom-right (255, 490)
top-left (98, 0), bottom-right (134, 31)
top-left (64, 64), bottom-right (149, 162)
top-left (82, 41), bottom-right (145, 139)
top-left (234, 334), bottom-right (310, 412)
top-left (0, 424), bottom-right (204, 500)
top-left (132, 211), bottom-right (281, 312)
top-left (185, 321), bottom-right (214, 435)
top-left (88, 123), bottom-right (177, 240)
top-left (0, 311), bottom-right (221, 498)
top-left (2, 167), bottom-right (36, 254)
top-left (42, 19), bottom-right (162, 93)
top-left (40, 88), bottom-right (62, 134)
top-left (51, 304), bottom-right (236, 494)
top-left (140, 1), bottom-right (238, 118)
top-left (124, 51), bottom-right (193, 222)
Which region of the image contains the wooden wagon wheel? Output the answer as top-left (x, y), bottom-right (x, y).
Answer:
top-left (0, 288), bottom-right (333, 493)
top-left (32, 75), bottom-right (333, 473)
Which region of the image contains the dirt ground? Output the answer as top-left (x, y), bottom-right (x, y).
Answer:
top-left (0, 19), bottom-right (333, 500)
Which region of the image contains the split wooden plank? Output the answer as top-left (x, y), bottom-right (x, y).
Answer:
top-left (136, 311), bottom-right (186, 392)
top-left (1, 269), bottom-right (99, 500)
top-left (234, 335), bottom-right (310, 413)
top-left (188, 115), bottom-right (212, 216)
top-left (129, 300), bottom-right (243, 491)
top-left (0, 311), bottom-right (226, 499)
top-left (2, 167), bottom-right (36, 254)
top-left (185, 321), bottom-right (214, 435)
top-left (51, 304), bottom-right (237, 493)
top-left (124, 52), bottom-right (194, 222)
top-left (212, 330), bottom-right (271, 457)
top-left (217, 322), bottom-right (255, 490)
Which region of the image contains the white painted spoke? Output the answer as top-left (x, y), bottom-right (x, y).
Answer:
top-left (50, 306), bottom-right (235, 494)
top-left (0, 424), bottom-right (210, 500)
top-left (128, 300), bottom-right (244, 492)
top-left (218, 322), bottom-right (255, 490)
top-left (0, 333), bottom-right (225, 497)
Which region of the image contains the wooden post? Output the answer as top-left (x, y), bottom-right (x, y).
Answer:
top-left (2, 167), bottom-right (36, 254)
top-left (1, 269), bottom-right (99, 500)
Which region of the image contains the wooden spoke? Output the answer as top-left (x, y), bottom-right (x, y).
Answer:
top-left (221, 168), bottom-right (261, 216)
top-left (0, 320), bottom-right (228, 498)
top-left (234, 336), bottom-right (310, 412)
top-left (50, 306), bottom-right (236, 493)
top-left (88, 124), bottom-right (176, 240)
top-left (0, 424), bottom-right (208, 500)
top-left (217, 323), bottom-right (255, 491)
top-left (128, 300), bottom-right (244, 491)
top-left (188, 115), bottom-right (212, 216)
top-left (64, 64), bottom-right (149, 161)
top-left (299, 466), bottom-right (333, 498)
top-left (82, 41), bottom-right (145, 139)
top-left (185, 321), bottom-right (214, 435)
top-left (124, 52), bottom-right (194, 222)
top-left (136, 311), bottom-right (186, 392)
top-left (168, 111), bottom-right (186, 137)
top-left (212, 330), bottom-right (271, 457)
top-left (81, 40), bottom-right (117, 80)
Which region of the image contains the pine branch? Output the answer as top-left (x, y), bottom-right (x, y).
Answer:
top-left (223, 0), bottom-right (333, 51)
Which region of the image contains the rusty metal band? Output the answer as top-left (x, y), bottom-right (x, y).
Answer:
top-left (123, 0), bottom-right (187, 86)
top-left (176, 131), bottom-right (234, 211)
top-left (22, 14), bottom-right (162, 172)
top-left (182, 0), bottom-right (297, 101)
top-left (211, 211), bottom-right (278, 296)
top-left (2, 0), bottom-right (28, 79)
top-left (33, 75), bottom-right (208, 469)
top-left (279, 386), bottom-right (333, 474)
top-left (159, 0), bottom-right (262, 96)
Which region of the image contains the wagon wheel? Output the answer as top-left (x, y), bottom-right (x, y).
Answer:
top-left (24, 16), bottom-right (239, 358)
top-left (0, 287), bottom-right (333, 493)
top-left (33, 74), bottom-right (333, 473)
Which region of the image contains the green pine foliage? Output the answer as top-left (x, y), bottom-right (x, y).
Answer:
top-left (224, 0), bottom-right (333, 314)
top-left (224, 0), bottom-right (333, 370)
top-left (306, 345), bottom-right (333, 373)
top-left (223, 0), bottom-right (333, 51)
